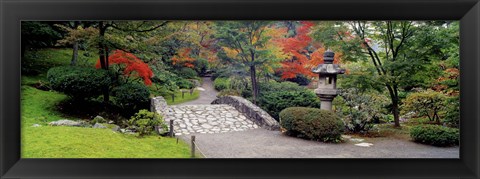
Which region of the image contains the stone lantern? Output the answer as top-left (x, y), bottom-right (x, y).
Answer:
top-left (312, 50), bottom-right (345, 111)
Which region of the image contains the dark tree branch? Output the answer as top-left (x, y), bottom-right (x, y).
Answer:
top-left (111, 21), bottom-right (169, 33)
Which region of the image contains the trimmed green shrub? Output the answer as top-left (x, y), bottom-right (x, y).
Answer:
top-left (259, 81), bottom-right (305, 92)
top-left (176, 78), bottom-right (194, 89)
top-left (280, 107), bottom-right (344, 143)
top-left (258, 90), bottom-right (320, 120)
top-left (47, 66), bottom-right (111, 100)
top-left (214, 77), bottom-right (230, 91)
top-left (410, 125), bottom-right (459, 146)
top-left (128, 109), bottom-right (167, 136)
top-left (111, 83), bottom-right (150, 112)
top-left (177, 67), bottom-right (198, 79)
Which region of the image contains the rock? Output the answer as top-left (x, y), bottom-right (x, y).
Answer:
top-left (355, 143), bottom-right (373, 147)
top-left (49, 119), bottom-right (88, 127)
top-left (350, 138), bottom-right (365, 142)
top-left (201, 124), bottom-right (213, 129)
top-left (92, 116), bottom-right (106, 123)
top-left (111, 125), bottom-right (120, 132)
top-left (32, 124), bottom-right (41, 127)
top-left (93, 123), bottom-right (107, 129)
top-left (123, 129), bottom-right (136, 135)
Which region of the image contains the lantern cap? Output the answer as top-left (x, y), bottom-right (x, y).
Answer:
top-left (324, 49), bottom-right (335, 64)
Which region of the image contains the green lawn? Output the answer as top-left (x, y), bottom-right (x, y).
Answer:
top-left (21, 48), bottom-right (193, 158)
top-left (21, 86), bottom-right (192, 158)
top-left (165, 90), bottom-right (200, 105)
top-left (23, 126), bottom-right (190, 158)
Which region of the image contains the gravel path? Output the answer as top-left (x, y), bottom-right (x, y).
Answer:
top-left (180, 128), bottom-right (459, 158)
top-left (177, 77), bottom-right (218, 105)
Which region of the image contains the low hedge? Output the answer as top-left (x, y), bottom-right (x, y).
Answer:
top-left (259, 90), bottom-right (320, 120)
top-left (410, 125), bottom-right (459, 146)
top-left (111, 83), bottom-right (150, 113)
top-left (279, 107), bottom-right (344, 143)
top-left (47, 66), bottom-right (111, 100)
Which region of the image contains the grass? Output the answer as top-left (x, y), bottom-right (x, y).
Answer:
top-left (21, 85), bottom-right (192, 158)
top-left (23, 126), bottom-right (190, 158)
top-left (21, 48), bottom-right (194, 158)
top-left (164, 90), bottom-right (200, 105)
top-left (21, 86), bottom-right (68, 127)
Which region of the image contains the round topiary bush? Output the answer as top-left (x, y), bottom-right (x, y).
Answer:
top-left (410, 125), bottom-right (459, 146)
top-left (279, 107), bottom-right (344, 143)
top-left (47, 66), bottom-right (111, 100)
top-left (111, 83), bottom-right (150, 112)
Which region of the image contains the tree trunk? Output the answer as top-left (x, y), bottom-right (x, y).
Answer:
top-left (434, 111), bottom-right (440, 124)
top-left (98, 21), bottom-right (109, 103)
top-left (386, 85), bottom-right (400, 127)
top-left (71, 42), bottom-right (78, 66)
top-left (392, 98), bottom-right (400, 127)
top-left (250, 65), bottom-right (258, 105)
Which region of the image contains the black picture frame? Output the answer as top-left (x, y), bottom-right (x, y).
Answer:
top-left (1, 0), bottom-right (479, 178)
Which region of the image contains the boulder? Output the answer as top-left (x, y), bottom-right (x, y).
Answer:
top-left (92, 115), bottom-right (106, 124)
top-left (93, 123), bottom-right (107, 129)
top-left (49, 119), bottom-right (88, 127)
top-left (111, 125), bottom-right (120, 132)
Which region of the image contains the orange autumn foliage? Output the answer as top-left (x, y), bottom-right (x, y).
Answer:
top-left (432, 67), bottom-right (459, 96)
top-left (95, 50), bottom-right (153, 86)
top-left (277, 21), bottom-right (343, 79)
top-left (171, 48), bottom-right (196, 68)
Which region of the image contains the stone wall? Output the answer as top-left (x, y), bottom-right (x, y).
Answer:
top-left (211, 96), bottom-right (280, 130)
top-left (150, 96), bottom-right (168, 116)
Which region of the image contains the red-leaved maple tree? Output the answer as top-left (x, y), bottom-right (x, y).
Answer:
top-left (277, 21), bottom-right (342, 79)
top-left (95, 50), bottom-right (154, 86)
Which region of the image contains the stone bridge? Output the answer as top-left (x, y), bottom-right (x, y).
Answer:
top-left (151, 96), bottom-right (280, 136)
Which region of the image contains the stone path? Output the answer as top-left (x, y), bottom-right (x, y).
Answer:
top-left (165, 105), bottom-right (259, 136)
top-left (177, 77), bottom-right (218, 105)
top-left (164, 77), bottom-right (262, 135)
